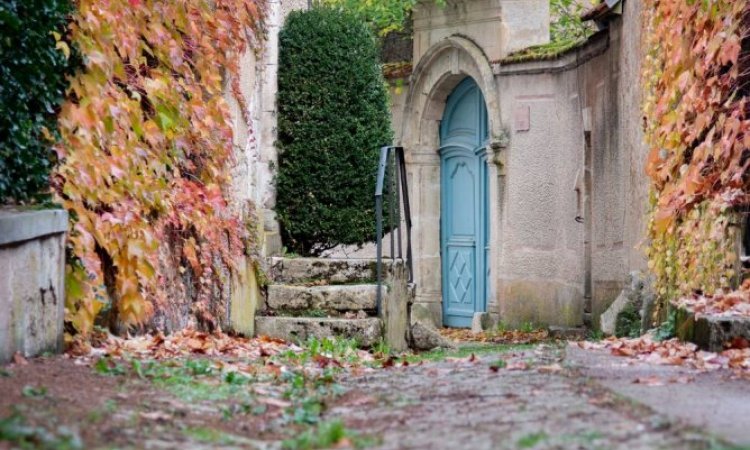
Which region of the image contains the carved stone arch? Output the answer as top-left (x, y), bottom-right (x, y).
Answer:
top-left (399, 35), bottom-right (502, 161)
top-left (397, 35), bottom-right (503, 326)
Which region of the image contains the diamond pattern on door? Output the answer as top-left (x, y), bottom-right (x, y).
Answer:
top-left (449, 250), bottom-right (473, 305)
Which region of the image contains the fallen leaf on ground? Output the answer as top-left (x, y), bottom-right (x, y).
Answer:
top-left (506, 361), bottom-right (529, 371)
top-left (446, 354), bottom-right (478, 363)
top-left (139, 411), bottom-right (172, 422)
top-left (12, 353), bottom-right (28, 366)
top-left (258, 397), bottom-right (292, 408)
top-left (578, 334), bottom-right (750, 376)
top-left (537, 363), bottom-right (563, 374)
top-left (633, 376), bottom-right (665, 386)
top-left (439, 328), bottom-right (549, 345)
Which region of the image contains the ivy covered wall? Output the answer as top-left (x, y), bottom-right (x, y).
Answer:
top-left (643, 0), bottom-right (750, 318)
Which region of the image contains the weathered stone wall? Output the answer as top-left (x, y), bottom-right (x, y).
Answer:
top-left (224, 0), bottom-right (309, 335)
top-left (229, 0), bottom-right (309, 258)
top-left (490, 14), bottom-right (647, 329)
top-left (0, 210), bottom-right (67, 363)
top-left (576, 2), bottom-right (648, 328)
top-left (494, 53), bottom-right (591, 327)
top-left (413, 0), bottom-right (549, 65)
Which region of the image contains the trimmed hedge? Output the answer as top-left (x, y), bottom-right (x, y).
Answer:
top-left (0, 0), bottom-right (76, 204)
top-left (276, 7), bottom-right (393, 256)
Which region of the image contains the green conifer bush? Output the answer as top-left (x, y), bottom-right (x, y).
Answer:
top-left (275, 7), bottom-right (392, 256)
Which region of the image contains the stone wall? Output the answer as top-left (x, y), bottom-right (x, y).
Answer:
top-left (224, 0), bottom-right (309, 335)
top-left (0, 209), bottom-right (67, 363)
top-left (413, 0), bottom-right (549, 65)
top-left (229, 0), bottom-right (309, 259)
top-left (495, 51), bottom-right (593, 327)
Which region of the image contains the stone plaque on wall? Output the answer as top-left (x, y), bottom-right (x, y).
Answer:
top-left (514, 104), bottom-right (530, 132)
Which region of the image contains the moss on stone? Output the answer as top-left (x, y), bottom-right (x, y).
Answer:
top-left (614, 303), bottom-right (641, 338)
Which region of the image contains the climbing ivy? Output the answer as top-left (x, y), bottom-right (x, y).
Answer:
top-left (0, 0), bottom-right (78, 204)
top-left (316, 0), bottom-right (444, 35)
top-left (643, 0), bottom-right (749, 320)
top-left (55, 0), bottom-right (264, 333)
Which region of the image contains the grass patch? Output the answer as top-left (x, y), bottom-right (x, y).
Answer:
top-left (21, 385), bottom-right (48, 398)
top-left (85, 400), bottom-right (118, 424)
top-left (0, 413), bottom-right (82, 450)
top-left (401, 343), bottom-right (534, 364)
top-left (282, 419), bottom-right (376, 450)
top-left (184, 427), bottom-right (236, 445)
top-left (94, 357), bottom-right (257, 403)
top-left (275, 336), bottom-right (363, 367)
top-left (517, 431), bottom-right (549, 448)
top-left (586, 328), bottom-right (605, 341)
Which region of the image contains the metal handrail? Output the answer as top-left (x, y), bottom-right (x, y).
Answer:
top-left (375, 146), bottom-right (413, 315)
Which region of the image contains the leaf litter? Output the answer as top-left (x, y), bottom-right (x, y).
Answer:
top-left (578, 334), bottom-right (750, 378)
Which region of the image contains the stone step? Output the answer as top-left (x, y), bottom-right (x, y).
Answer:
top-left (255, 316), bottom-right (382, 347)
top-left (268, 257), bottom-right (381, 284)
top-left (266, 284), bottom-right (379, 312)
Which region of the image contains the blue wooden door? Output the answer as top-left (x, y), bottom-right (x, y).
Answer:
top-left (440, 78), bottom-right (489, 328)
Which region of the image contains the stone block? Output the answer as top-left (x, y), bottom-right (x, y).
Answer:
top-left (255, 316), bottom-right (382, 347)
top-left (268, 257), bottom-right (379, 284)
top-left (471, 312), bottom-right (496, 334)
top-left (600, 271), bottom-right (655, 336)
top-left (266, 284), bottom-right (378, 312)
top-left (410, 301), bottom-right (442, 327)
top-left (381, 261), bottom-right (411, 352)
top-left (675, 305), bottom-right (750, 352)
top-left (600, 290), bottom-right (629, 336)
top-left (229, 257), bottom-right (260, 336)
top-left (411, 321), bottom-right (454, 350)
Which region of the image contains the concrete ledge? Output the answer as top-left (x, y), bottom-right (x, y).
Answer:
top-left (0, 209), bottom-right (68, 246)
top-left (0, 209), bottom-right (67, 363)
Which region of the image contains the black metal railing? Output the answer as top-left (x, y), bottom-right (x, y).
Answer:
top-left (375, 146), bottom-right (413, 315)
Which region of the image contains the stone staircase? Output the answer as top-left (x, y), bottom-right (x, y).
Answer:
top-left (255, 257), bottom-right (390, 347)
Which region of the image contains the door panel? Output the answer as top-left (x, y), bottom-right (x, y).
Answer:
top-left (440, 77), bottom-right (489, 328)
top-left (448, 160), bottom-right (476, 238)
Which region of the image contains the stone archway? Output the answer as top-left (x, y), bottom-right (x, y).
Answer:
top-left (398, 35), bottom-right (503, 328)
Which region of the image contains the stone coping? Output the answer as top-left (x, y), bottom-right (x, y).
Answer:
top-left (493, 31), bottom-right (610, 76)
top-left (0, 208), bottom-right (69, 246)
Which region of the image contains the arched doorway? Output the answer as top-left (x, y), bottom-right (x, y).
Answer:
top-left (440, 77), bottom-right (490, 328)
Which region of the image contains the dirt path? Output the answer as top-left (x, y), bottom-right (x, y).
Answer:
top-left (0, 341), bottom-right (741, 450)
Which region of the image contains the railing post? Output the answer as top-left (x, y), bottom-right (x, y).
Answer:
top-left (376, 145), bottom-right (414, 314)
top-left (375, 146), bottom-right (389, 316)
top-left (395, 151), bottom-right (403, 260)
top-left (396, 147), bottom-right (414, 283)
